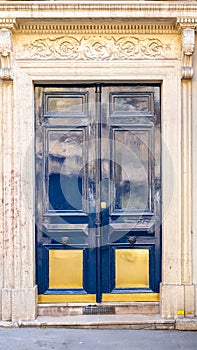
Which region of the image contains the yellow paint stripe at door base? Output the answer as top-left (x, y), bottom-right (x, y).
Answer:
top-left (38, 294), bottom-right (96, 303)
top-left (38, 293), bottom-right (159, 303)
top-left (102, 293), bottom-right (160, 302)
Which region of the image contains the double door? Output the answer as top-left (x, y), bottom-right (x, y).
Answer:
top-left (35, 84), bottom-right (161, 302)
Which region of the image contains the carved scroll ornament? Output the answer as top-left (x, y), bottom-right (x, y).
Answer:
top-left (22, 36), bottom-right (171, 60)
top-left (0, 29), bottom-right (13, 80)
top-left (181, 28), bottom-right (195, 80)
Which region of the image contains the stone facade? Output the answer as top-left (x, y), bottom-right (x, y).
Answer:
top-left (0, 1), bottom-right (197, 322)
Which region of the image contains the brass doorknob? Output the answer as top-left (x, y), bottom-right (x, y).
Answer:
top-left (128, 236), bottom-right (137, 245)
top-left (61, 236), bottom-right (69, 245)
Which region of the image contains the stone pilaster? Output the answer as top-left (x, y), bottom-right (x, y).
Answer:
top-left (161, 20), bottom-right (197, 319)
top-left (11, 67), bottom-right (37, 320)
top-left (160, 70), bottom-right (182, 318)
top-left (181, 23), bottom-right (196, 318)
top-left (192, 34), bottom-right (197, 318)
top-left (0, 29), bottom-right (14, 321)
top-left (0, 28), bottom-right (37, 321)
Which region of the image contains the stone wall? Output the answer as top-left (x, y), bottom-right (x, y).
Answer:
top-left (0, 1), bottom-right (196, 320)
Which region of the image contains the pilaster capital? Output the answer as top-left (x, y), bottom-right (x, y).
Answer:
top-left (0, 18), bottom-right (18, 32)
top-left (0, 28), bottom-right (13, 81)
top-left (177, 18), bottom-right (197, 80)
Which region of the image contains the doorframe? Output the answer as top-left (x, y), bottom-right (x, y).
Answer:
top-left (13, 58), bottom-right (182, 316)
top-left (34, 83), bottom-right (162, 303)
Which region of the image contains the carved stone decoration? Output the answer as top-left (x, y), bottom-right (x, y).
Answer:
top-left (182, 28), bottom-right (195, 56)
top-left (0, 19), bottom-right (18, 32)
top-left (18, 22), bottom-right (177, 35)
top-left (0, 29), bottom-right (13, 80)
top-left (22, 36), bottom-right (171, 60)
top-left (181, 28), bottom-right (195, 80)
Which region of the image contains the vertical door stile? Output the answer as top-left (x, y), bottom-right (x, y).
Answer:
top-left (95, 83), bottom-right (102, 303)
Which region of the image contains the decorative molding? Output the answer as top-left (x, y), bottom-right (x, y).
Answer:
top-left (0, 2), bottom-right (197, 14)
top-left (21, 35), bottom-right (172, 61)
top-left (177, 18), bottom-right (197, 30)
top-left (17, 22), bottom-right (177, 35)
top-left (182, 28), bottom-right (195, 56)
top-left (0, 19), bottom-right (18, 32)
top-left (0, 2), bottom-right (196, 30)
top-left (0, 29), bottom-right (13, 80)
top-left (177, 18), bottom-right (197, 80)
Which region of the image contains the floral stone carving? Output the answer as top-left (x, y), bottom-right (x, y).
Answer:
top-left (22, 36), bottom-right (171, 60)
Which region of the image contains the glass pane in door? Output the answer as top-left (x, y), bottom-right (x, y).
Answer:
top-left (47, 129), bottom-right (83, 211)
top-left (114, 130), bottom-right (150, 211)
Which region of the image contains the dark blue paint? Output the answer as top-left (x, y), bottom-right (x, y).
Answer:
top-left (35, 84), bottom-right (161, 300)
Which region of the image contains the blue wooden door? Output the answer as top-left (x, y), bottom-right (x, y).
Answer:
top-left (35, 84), bottom-right (161, 303)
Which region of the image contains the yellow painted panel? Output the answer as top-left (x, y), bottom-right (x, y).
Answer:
top-left (38, 293), bottom-right (159, 303)
top-left (101, 201), bottom-right (107, 209)
top-left (38, 294), bottom-right (96, 303)
top-left (115, 249), bottom-right (149, 288)
top-left (49, 250), bottom-right (83, 289)
top-left (102, 293), bottom-right (160, 302)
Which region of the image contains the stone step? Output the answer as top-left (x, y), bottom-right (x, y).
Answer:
top-left (38, 302), bottom-right (159, 317)
top-left (18, 314), bottom-right (175, 330)
top-left (1, 315), bottom-right (197, 331)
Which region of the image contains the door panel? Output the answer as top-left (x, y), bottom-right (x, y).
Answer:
top-left (101, 86), bottom-right (161, 300)
top-left (115, 249), bottom-right (149, 288)
top-left (35, 86), bottom-right (97, 300)
top-left (35, 84), bottom-right (161, 303)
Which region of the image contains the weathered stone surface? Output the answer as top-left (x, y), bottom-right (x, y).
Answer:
top-left (0, 1), bottom-right (197, 321)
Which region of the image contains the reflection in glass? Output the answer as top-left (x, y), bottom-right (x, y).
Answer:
top-left (48, 130), bottom-right (83, 211)
top-left (113, 95), bottom-right (150, 113)
top-left (47, 96), bottom-right (83, 114)
top-left (114, 130), bottom-right (149, 211)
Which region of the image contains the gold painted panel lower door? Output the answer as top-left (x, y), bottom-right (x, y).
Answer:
top-left (38, 248), bottom-right (157, 303)
top-left (49, 250), bottom-right (83, 289)
top-left (102, 293), bottom-right (160, 302)
top-left (39, 249), bottom-right (96, 303)
top-left (115, 249), bottom-right (149, 289)
top-left (101, 248), bottom-right (158, 302)
top-left (38, 294), bottom-right (96, 303)
top-left (38, 293), bottom-right (159, 303)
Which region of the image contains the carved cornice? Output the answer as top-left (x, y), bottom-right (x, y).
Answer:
top-left (0, 1), bottom-right (197, 14)
top-left (21, 35), bottom-right (172, 61)
top-left (177, 19), bottom-right (197, 80)
top-left (0, 2), bottom-right (197, 21)
top-left (0, 29), bottom-right (13, 80)
top-left (17, 22), bottom-right (177, 35)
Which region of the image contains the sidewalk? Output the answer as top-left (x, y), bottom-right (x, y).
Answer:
top-left (0, 327), bottom-right (196, 350)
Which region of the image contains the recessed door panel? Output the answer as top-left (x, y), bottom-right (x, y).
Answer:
top-left (113, 129), bottom-right (151, 212)
top-left (115, 249), bottom-right (149, 289)
top-left (35, 84), bottom-right (161, 303)
top-left (46, 128), bottom-right (84, 212)
top-left (49, 249), bottom-right (83, 289)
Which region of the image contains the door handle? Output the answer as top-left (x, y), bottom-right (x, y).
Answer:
top-left (128, 236), bottom-right (137, 245)
top-left (61, 236), bottom-right (69, 245)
